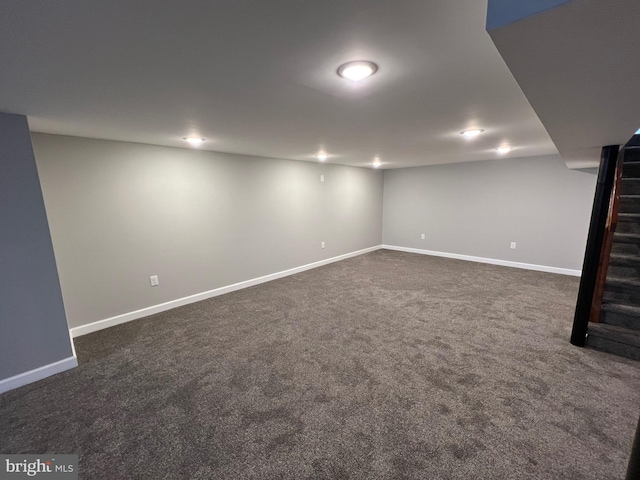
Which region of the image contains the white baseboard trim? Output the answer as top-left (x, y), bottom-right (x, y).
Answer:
top-left (381, 245), bottom-right (581, 277)
top-left (70, 245), bottom-right (383, 338)
top-left (0, 356), bottom-right (78, 395)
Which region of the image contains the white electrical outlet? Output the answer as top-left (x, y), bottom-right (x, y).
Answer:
top-left (421, 233), bottom-right (426, 240)
top-left (150, 275), bottom-right (159, 286)
top-left (320, 174), bottom-right (324, 182)
top-left (321, 241), bottom-right (325, 249)
top-left (510, 242), bottom-right (516, 249)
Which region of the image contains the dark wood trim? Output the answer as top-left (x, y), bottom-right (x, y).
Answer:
top-left (589, 150), bottom-right (625, 323)
top-left (571, 145), bottom-right (619, 347)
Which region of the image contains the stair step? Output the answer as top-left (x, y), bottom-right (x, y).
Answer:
top-left (612, 242), bottom-right (640, 255)
top-left (625, 150), bottom-right (640, 162)
top-left (621, 179), bottom-right (640, 195)
top-left (616, 221), bottom-right (640, 235)
top-left (610, 253), bottom-right (640, 266)
top-left (587, 322), bottom-right (640, 361)
top-left (624, 145), bottom-right (640, 159)
top-left (622, 162), bottom-right (640, 178)
top-left (623, 151), bottom-right (640, 157)
top-left (616, 213), bottom-right (640, 234)
top-left (607, 266), bottom-right (638, 278)
top-left (606, 275), bottom-right (640, 288)
top-left (600, 303), bottom-right (640, 330)
top-left (604, 276), bottom-right (640, 307)
top-left (603, 289), bottom-right (632, 304)
top-left (618, 213), bottom-right (640, 221)
top-left (608, 253), bottom-right (640, 278)
top-left (619, 196), bottom-right (640, 214)
top-left (613, 232), bottom-right (640, 244)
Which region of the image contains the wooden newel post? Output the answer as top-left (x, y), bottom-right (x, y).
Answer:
top-left (570, 145), bottom-right (619, 346)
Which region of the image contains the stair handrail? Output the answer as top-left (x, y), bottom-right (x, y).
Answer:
top-left (589, 149), bottom-right (625, 323)
top-left (570, 145), bottom-right (619, 347)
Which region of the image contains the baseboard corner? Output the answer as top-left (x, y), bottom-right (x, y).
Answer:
top-left (380, 244), bottom-right (581, 276)
top-left (0, 356), bottom-right (78, 395)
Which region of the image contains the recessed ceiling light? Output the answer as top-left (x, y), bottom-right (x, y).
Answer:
top-left (496, 146), bottom-right (512, 154)
top-left (315, 153), bottom-right (328, 162)
top-left (461, 129), bottom-right (484, 138)
top-left (183, 137), bottom-right (205, 147)
top-left (372, 157), bottom-right (382, 168)
top-left (337, 61), bottom-right (378, 82)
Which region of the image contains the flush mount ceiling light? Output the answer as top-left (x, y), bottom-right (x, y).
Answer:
top-left (460, 129), bottom-right (484, 138)
top-left (496, 146), bottom-right (512, 154)
top-left (337, 61), bottom-right (378, 82)
top-left (183, 137), bottom-right (205, 147)
top-left (315, 153), bottom-right (328, 162)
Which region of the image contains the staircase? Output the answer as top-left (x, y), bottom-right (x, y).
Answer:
top-left (587, 147), bottom-right (640, 360)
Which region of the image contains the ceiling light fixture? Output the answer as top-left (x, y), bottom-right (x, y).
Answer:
top-left (461, 129), bottom-right (484, 138)
top-left (315, 153), bottom-right (328, 162)
top-left (496, 146), bottom-right (512, 154)
top-left (372, 157), bottom-right (382, 168)
top-left (183, 137), bottom-right (205, 147)
top-left (337, 61), bottom-right (378, 82)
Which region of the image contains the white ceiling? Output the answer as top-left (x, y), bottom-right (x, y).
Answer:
top-left (489, 0), bottom-right (640, 169)
top-left (0, 0), bottom-right (558, 169)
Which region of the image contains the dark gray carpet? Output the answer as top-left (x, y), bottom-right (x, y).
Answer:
top-left (2, 249), bottom-right (640, 479)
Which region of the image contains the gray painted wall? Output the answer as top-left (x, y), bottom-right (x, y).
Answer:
top-left (382, 155), bottom-right (596, 270)
top-left (32, 134), bottom-right (384, 329)
top-left (0, 114), bottom-right (74, 379)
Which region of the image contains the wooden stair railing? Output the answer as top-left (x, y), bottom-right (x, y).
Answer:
top-left (589, 150), bottom-right (625, 323)
top-left (571, 145), bottom-right (620, 347)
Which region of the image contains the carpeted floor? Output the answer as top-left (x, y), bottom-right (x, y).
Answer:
top-left (2, 249), bottom-right (640, 479)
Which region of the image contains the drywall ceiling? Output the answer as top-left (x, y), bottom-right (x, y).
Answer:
top-left (0, 0), bottom-right (558, 169)
top-left (489, 0), bottom-right (640, 169)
